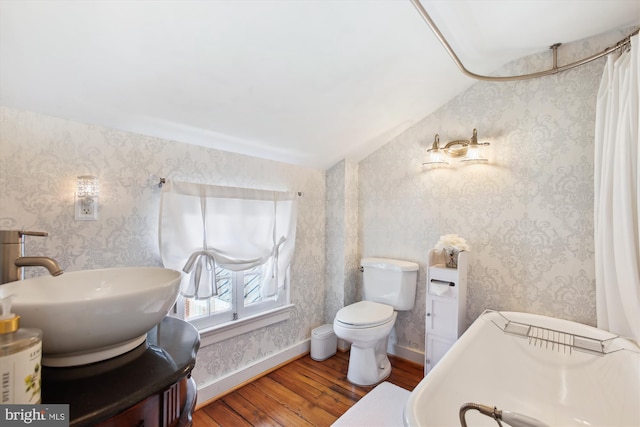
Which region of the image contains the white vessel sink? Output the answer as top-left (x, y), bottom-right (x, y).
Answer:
top-left (10, 267), bottom-right (182, 367)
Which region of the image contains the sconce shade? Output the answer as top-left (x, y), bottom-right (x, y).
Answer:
top-left (77, 175), bottom-right (99, 198)
top-left (423, 134), bottom-right (449, 166)
top-left (461, 143), bottom-right (490, 163)
top-left (460, 129), bottom-right (490, 163)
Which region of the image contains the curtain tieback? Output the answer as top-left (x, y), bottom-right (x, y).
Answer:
top-left (183, 250), bottom-right (218, 298)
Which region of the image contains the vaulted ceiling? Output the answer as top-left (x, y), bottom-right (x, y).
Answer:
top-left (1, 1), bottom-right (638, 169)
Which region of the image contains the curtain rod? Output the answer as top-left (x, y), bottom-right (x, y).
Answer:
top-left (410, 0), bottom-right (639, 82)
top-left (156, 178), bottom-right (303, 196)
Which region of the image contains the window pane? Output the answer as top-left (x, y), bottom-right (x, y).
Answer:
top-left (244, 265), bottom-right (263, 306)
top-left (215, 267), bottom-right (232, 306)
top-left (185, 298), bottom-right (209, 320)
top-left (184, 266), bottom-right (233, 320)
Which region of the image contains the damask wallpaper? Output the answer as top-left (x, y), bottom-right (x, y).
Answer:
top-left (0, 107), bottom-right (326, 392)
top-left (357, 28), bottom-right (630, 357)
top-left (0, 25), bottom-right (629, 396)
top-left (325, 159), bottom-right (359, 325)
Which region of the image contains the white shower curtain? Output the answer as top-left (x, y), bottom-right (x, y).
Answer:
top-left (594, 34), bottom-right (640, 342)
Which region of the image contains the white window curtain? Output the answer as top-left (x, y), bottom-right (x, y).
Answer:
top-left (159, 180), bottom-right (297, 300)
top-left (594, 34), bottom-right (640, 342)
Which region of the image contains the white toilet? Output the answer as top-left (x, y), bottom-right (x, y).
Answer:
top-left (333, 257), bottom-right (418, 386)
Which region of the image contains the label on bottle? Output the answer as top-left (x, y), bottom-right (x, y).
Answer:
top-left (0, 342), bottom-right (42, 404)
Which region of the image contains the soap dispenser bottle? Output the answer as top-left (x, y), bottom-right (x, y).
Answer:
top-left (0, 288), bottom-right (42, 404)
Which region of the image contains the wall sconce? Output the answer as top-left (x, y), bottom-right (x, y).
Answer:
top-left (75, 175), bottom-right (99, 221)
top-left (423, 129), bottom-right (491, 167)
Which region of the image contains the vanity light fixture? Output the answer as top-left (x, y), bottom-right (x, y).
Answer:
top-left (75, 175), bottom-right (99, 221)
top-left (423, 129), bottom-right (491, 167)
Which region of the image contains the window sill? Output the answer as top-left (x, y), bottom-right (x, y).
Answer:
top-left (198, 304), bottom-right (295, 347)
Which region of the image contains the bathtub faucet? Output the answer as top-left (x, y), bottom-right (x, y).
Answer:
top-left (459, 402), bottom-right (550, 427)
top-left (0, 230), bottom-right (63, 284)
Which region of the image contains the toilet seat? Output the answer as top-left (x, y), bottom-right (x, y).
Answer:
top-left (335, 301), bottom-right (394, 328)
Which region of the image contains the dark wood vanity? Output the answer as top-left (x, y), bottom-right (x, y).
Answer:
top-left (42, 317), bottom-right (200, 427)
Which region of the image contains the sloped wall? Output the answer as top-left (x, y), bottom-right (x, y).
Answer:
top-left (357, 28), bottom-right (630, 356)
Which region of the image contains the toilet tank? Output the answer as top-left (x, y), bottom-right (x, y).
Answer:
top-left (361, 258), bottom-right (419, 311)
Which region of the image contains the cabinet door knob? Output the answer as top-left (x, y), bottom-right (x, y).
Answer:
top-left (426, 313), bottom-right (431, 317)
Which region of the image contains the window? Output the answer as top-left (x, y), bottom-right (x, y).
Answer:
top-left (180, 264), bottom-right (289, 330)
top-left (159, 180), bottom-right (297, 336)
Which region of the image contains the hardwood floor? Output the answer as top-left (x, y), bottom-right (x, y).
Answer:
top-left (193, 351), bottom-right (424, 426)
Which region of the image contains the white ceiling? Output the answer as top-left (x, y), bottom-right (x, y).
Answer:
top-left (1, 0), bottom-right (638, 169)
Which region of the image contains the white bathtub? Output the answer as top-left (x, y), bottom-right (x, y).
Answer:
top-left (404, 310), bottom-right (640, 427)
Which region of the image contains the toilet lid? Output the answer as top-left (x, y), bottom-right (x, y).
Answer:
top-left (336, 301), bottom-right (394, 327)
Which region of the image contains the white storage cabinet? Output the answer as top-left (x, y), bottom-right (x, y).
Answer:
top-left (424, 249), bottom-right (468, 375)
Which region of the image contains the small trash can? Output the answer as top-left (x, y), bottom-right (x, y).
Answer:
top-left (311, 324), bottom-right (337, 361)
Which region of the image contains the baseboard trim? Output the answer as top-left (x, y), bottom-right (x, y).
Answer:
top-left (195, 339), bottom-right (311, 409)
top-left (195, 339), bottom-right (423, 410)
top-left (388, 343), bottom-right (424, 366)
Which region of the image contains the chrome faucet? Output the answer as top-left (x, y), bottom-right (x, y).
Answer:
top-left (0, 230), bottom-right (63, 284)
top-left (459, 402), bottom-right (550, 427)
